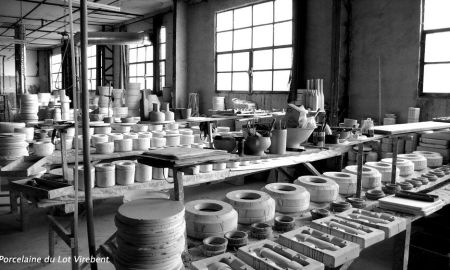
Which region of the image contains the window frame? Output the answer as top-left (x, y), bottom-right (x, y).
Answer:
top-left (127, 26), bottom-right (167, 93)
top-left (418, 0), bottom-right (450, 97)
top-left (87, 45), bottom-right (97, 91)
top-left (50, 52), bottom-right (62, 91)
top-left (214, 0), bottom-right (293, 94)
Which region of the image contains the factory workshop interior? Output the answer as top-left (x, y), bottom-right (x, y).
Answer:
top-left (1, 0), bottom-right (450, 269)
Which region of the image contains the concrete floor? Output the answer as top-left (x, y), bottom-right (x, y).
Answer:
top-left (0, 179), bottom-right (394, 270)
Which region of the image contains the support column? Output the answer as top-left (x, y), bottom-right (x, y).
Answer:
top-left (15, 24), bottom-right (26, 106)
top-left (174, 0), bottom-right (188, 108)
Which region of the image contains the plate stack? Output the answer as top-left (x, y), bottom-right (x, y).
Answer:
top-left (20, 94), bottom-right (39, 123)
top-left (115, 198), bottom-right (186, 270)
top-left (125, 83), bottom-right (141, 117)
top-left (0, 133), bottom-right (29, 161)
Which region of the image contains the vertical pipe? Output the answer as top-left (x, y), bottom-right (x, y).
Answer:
top-left (80, 1), bottom-right (98, 269)
top-left (15, 24), bottom-right (26, 107)
top-left (68, 1), bottom-right (79, 270)
top-left (391, 136), bottom-right (399, 184)
top-left (356, 143), bottom-right (364, 198)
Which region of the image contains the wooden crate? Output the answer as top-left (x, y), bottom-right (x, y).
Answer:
top-left (191, 252), bottom-right (255, 270)
top-left (237, 239), bottom-right (324, 270)
top-left (311, 215), bottom-right (385, 248)
top-left (10, 178), bottom-right (73, 199)
top-left (337, 208), bottom-right (407, 238)
top-left (278, 226), bottom-right (360, 268)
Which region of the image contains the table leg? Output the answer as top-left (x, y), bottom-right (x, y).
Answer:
top-left (356, 143), bottom-right (364, 198)
top-left (9, 190), bottom-right (18, 213)
top-left (391, 136), bottom-right (399, 184)
top-left (207, 122), bottom-right (214, 148)
top-left (19, 193), bottom-right (28, 231)
top-left (173, 168), bottom-right (184, 202)
top-left (49, 222), bottom-right (55, 258)
top-left (393, 222), bottom-right (411, 270)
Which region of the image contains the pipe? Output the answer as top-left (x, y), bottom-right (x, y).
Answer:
top-left (68, 1), bottom-right (79, 269)
top-left (74, 32), bottom-right (149, 45)
top-left (80, 1), bottom-right (97, 269)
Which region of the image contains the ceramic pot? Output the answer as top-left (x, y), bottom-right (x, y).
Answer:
top-left (75, 166), bottom-right (95, 191)
top-left (135, 163), bottom-right (152, 182)
top-left (162, 102), bottom-right (174, 121)
top-left (33, 141), bottom-right (55, 156)
top-left (244, 136), bottom-right (271, 156)
top-left (149, 103), bottom-right (165, 122)
top-left (269, 129), bottom-right (287, 155)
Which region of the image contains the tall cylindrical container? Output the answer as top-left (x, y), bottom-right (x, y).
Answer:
top-left (269, 129), bottom-right (287, 155)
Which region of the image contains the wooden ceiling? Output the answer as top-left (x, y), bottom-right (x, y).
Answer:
top-left (0, 0), bottom-right (173, 55)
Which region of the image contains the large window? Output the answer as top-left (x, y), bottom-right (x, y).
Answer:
top-left (128, 40), bottom-right (153, 90)
top-left (128, 27), bottom-right (166, 91)
top-left (159, 26), bottom-right (166, 89)
top-left (215, 0), bottom-right (293, 92)
top-left (420, 0), bottom-right (450, 94)
top-left (87, 45), bottom-right (97, 91)
top-left (50, 52), bottom-right (62, 91)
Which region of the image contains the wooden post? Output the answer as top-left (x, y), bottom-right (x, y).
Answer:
top-left (173, 168), bottom-right (184, 202)
top-left (356, 143), bottom-right (364, 198)
top-left (391, 136), bottom-right (399, 184)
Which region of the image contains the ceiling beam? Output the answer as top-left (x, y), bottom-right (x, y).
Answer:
top-left (0, 0), bottom-right (46, 37)
top-left (21, 0), bottom-right (143, 17)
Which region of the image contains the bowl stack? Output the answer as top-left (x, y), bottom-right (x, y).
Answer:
top-left (0, 133), bottom-right (29, 161)
top-left (125, 83), bottom-right (141, 117)
top-left (114, 198), bottom-right (186, 270)
top-left (20, 94), bottom-right (39, 123)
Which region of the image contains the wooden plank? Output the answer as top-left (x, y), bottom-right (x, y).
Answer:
top-left (142, 147), bottom-right (228, 160)
top-left (373, 121), bottom-right (450, 135)
top-left (10, 178), bottom-right (74, 199)
top-left (0, 156), bottom-right (48, 177)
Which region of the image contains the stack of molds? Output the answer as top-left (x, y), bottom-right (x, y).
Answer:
top-left (310, 216), bottom-right (385, 248)
top-left (413, 150), bottom-right (444, 168)
top-left (417, 131), bottom-right (450, 163)
top-left (322, 172), bottom-right (357, 195)
top-left (364, 162), bottom-right (400, 183)
top-left (278, 226), bottom-right (360, 268)
top-left (380, 158), bottom-right (415, 176)
top-left (262, 183), bottom-right (310, 213)
top-left (337, 209), bottom-right (407, 238)
top-left (191, 252), bottom-right (255, 270)
top-left (185, 199), bottom-right (238, 239)
top-left (225, 190), bottom-right (275, 224)
top-left (237, 239), bottom-right (324, 270)
top-left (398, 153), bottom-right (428, 171)
top-left (294, 176), bottom-right (339, 203)
top-left (342, 165), bottom-right (382, 189)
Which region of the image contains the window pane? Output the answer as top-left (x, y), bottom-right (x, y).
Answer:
top-left (275, 0), bottom-right (292, 22)
top-left (253, 71), bottom-right (272, 91)
top-left (146, 77), bottom-right (153, 89)
top-left (160, 44), bottom-right (166, 60)
top-left (274, 22), bottom-right (292, 46)
top-left (232, 72), bottom-right (249, 91)
top-left (423, 64), bottom-right (450, 93)
top-left (424, 0), bottom-right (450, 30)
top-left (233, 52), bottom-right (249, 71)
top-left (273, 70), bottom-right (291, 91)
top-left (160, 27), bottom-right (166, 43)
top-left (217, 53), bottom-right (232, 72)
top-left (129, 48), bottom-right (137, 63)
top-left (136, 63), bottom-right (145, 76)
top-left (160, 76), bottom-right (166, 88)
top-left (160, 62), bottom-right (165, 76)
top-left (253, 49), bottom-right (273, 70)
top-left (146, 46), bottom-right (153, 61)
top-left (217, 73), bottom-right (232, 91)
top-left (146, 63), bottom-right (153, 77)
top-left (253, 25), bottom-right (273, 48)
top-left (130, 77), bottom-right (136, 83)
top-left (234, 6), bottom-right (252, 28)
top-left (274, 47), bottom-right (292, 69)
top-left (135, 77), bottom-right (145, 88)
top-left (253, 1), bottom-right (273, 25)
top-left (137, 47), bottom-right (145, 60)
top-left (233, 28), bottom-right (252, 50)
top-left (217, 31), bottom-right (233, 52)
top-left (217, 11), bottom-right (233, 31)
top-left (425, 32), bottom-right (450, 62)
top-left (129, 64), bottom-right (137, 77)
